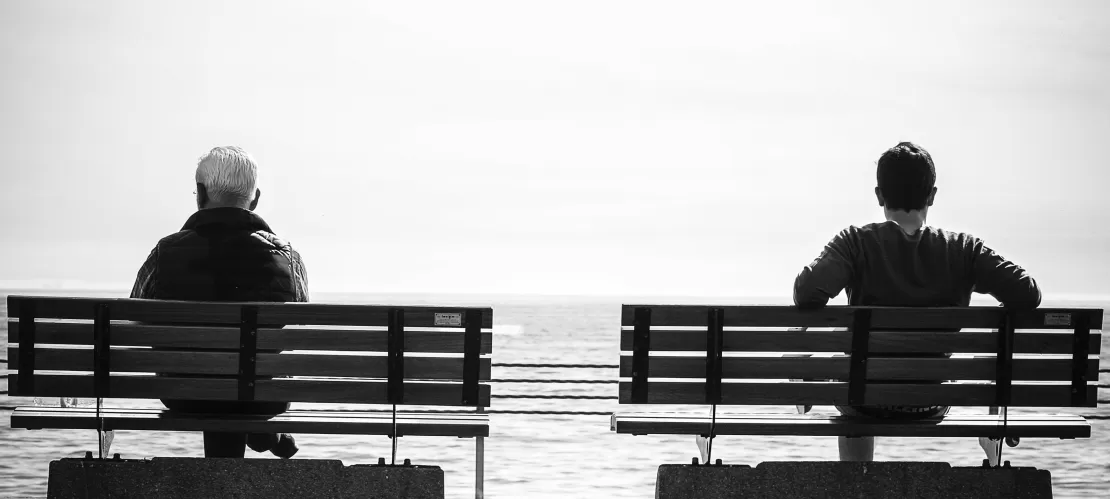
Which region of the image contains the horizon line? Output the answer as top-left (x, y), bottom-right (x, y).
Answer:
top-left (1, 282), bottom-right (1107, 304)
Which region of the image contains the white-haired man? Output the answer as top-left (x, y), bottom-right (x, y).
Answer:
top-left (130, 146), bottom-right (308, 458)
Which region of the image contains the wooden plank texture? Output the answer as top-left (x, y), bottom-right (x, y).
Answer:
top-left (7, 323), bottom-right (493, 354)
top-left (7, 296), bottom-right (493, 328)
top-left (7, 348), bottom-right (238, 375)
top-left (257, 329), bottom-right (494, 354)
top-left (11, 407), bottom-right (489, 437)
top-left (616, 381), bottom-right (1097, 407)
top-left (7, 374), bottom-right (238, 399)
top-left (256, 354), bottom-right (491, 380)
top-left (617, 355), bottom-right (1100, 382)
top-left (618, 330), bottom-right (1103, 355)
top-left (254, 379), bottom-right (491, 406)
top-left (6, 349), bottom-right (492, 380)
top-left (9, 322), bottom-right (240, 349)
top-left (7, 374), bottom-right (491, 406)
top-left (610, 413), bottom-right (1091, 438)
top-left (620, 305), bottom-right (1103, 330)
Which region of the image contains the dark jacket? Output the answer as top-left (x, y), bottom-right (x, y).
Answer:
top-left (130, 207), bottom-right (308, 414)
top-left (131, 207), bottom-right (308, 302)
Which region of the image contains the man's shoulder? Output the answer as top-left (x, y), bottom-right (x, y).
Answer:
top-left (249, 230), bottom-right (294, 252)
top-left (836, 223), bottom-right (982, 245)
top-left (922, 226), bottom-right (983, 247)
top-left (830, 222), bottom-right (887, 240)
top-left (154, 229), bottom-right (196, 248)
top-left (154, 227), bottom-right (298, 254)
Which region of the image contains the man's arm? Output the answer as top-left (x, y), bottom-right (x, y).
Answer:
top-left (794, 229), bottom-right (855, 308)
top-left (290, 248), bottom-right (309, 303)
top-left (970, 241), bottom-right (1041, 308)
top-left (130, 246), bottom-right (159, 299)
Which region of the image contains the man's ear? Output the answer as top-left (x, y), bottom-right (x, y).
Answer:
top-left (249, 188), bottom-right (261, 211)
top-left (196, 183), bottom-right (208, 210)
top-left (874, 186), bottom-right (885, 207)
top-left (926, 186), bottom-right (937, 207)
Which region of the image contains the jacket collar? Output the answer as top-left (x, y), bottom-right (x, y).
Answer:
top-left (181, 207), bottom-right (275, 233)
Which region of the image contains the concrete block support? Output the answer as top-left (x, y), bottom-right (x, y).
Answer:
top-left (656, 461), bottom-right (1052, 499)
top-left (47, 457), bottom-right (444, 499)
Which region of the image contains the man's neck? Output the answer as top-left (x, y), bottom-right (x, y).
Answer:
top-left (199, 203), bottom-right (250, 211)
top-left (885, 208), bottom-right (927, 235)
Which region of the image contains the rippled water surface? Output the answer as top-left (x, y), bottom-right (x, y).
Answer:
top-left (2, 292), bottom-right (1108, 498)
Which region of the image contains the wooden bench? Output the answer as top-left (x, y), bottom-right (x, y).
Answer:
top-left (6, 296), bottom-right (492, 495)
top-left (610, 305), bottom-right (1102, 463)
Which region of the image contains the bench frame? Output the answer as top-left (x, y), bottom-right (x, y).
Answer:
top-left (7, 296), bottom-right (492, 499)
top-left (613, 305), bottom-right (1102, 466)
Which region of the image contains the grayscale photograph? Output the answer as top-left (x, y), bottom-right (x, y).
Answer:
top-left (1, 1), bottom-right (1107, 498)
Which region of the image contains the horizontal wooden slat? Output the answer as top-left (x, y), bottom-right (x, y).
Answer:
top-left (6, 349), bottom-right (491, 380)
top-left (11, 407), bottom-right (488, 437)
top-left (8, 322), bottom-right (494, 354)
top-left (8, 373), bottom-right (237, 399)
top-left (256, 354), bottom-right (491, 380)
top-left (610, 413), bottom-right (1091, 438)
top-left (618, 330), bottom-right (1103, 355)
top-left (616, 381), bottom-right (1098, 407)
top-left (258, 304), bottom-right (493, 328)
top-left (618, 356), bottom-right (1100, 382)
top-left (9, 323), bottom-right (240, 349)
top-left (621, 305), bottom-right (1103, 330)
top-left (7, 348), bottom-right (238, 375)
top-left (257, 329), bottom-right (493, 354)
top-left (255, 379), bottom-right (490, 406)
top-left (8, 374), bottom-right (491, 407)
top-left (7, 296), bottom-right (493, 328)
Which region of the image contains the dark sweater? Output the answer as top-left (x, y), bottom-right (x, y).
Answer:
top-left (794, 222), bottom-right (1040, 308)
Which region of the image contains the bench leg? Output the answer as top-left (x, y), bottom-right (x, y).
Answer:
top-left (695, 435), bottom-right (709, 464)
top-left (475, 435), bottom-right (485, 499)
top-left (99, 430), bottom-right (115, 459)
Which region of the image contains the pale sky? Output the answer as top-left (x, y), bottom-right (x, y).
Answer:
top-left (1, 1), bottom-right (1108, 299)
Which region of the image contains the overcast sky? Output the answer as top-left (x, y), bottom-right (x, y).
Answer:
top-left (1, 1), bottom-right (1107, 299)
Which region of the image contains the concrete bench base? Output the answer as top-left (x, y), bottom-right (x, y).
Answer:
top-left (656, 461), bottom-right (1052, 499)
top-left (47, 457), bottom-right (444, 499)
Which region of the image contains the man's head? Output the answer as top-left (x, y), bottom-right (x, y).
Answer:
top-left (874, 141), bottom-right (937, 212)
top-left (195, 146), bottom-right (261, 210)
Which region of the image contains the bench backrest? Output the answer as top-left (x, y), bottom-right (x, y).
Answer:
top-left (619, 305), bottom-right (1102, 408)
top-left (7, 296), bottom-right (492, 408)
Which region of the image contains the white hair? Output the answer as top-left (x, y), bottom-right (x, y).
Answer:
top-left (195, 146), bottom-right (258, 205)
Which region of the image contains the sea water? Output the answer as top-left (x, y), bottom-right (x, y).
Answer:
top-left (2, 291), bottom-right (1107, 498)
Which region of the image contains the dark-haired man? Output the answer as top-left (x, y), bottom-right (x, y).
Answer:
top-left (793, 141), bottom-right (1041, 462)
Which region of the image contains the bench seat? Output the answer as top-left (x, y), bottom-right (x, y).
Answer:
top-left (611, 412), bottom-right (1091, 439)
top-left (12, 407), bottom-right (490, 437)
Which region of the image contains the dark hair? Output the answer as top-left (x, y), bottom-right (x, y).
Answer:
top-left (876, 142), bottom-right (936, 211)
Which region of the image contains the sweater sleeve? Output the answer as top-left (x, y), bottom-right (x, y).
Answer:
top-left (794, 229), bottom-right (855, 308)
top-left (970, 240), bottom-right (1041, 308)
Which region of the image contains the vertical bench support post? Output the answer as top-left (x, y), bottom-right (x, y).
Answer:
top-left (995, 310), bottom-right (1015, 408)
top-left (16, 299), bottom-right (37, 395)
top-left (462, 309), bottom-right (484, 499)
top-left (387, 308), bottom-right (405, 465)
top-left (475, 405), bottom-right (485, 499)
top-left (92, 303), bottom-right (112, 399)
top-left (1069, 312), bottom-right (1090, 406)
top-left (238, 306), bottom-right (259, 402)
top-left (461, 310), bottom-right (481, 405)
top-left (92, 302), bottom-right (112, 459)
top-left (847, 309), bottom-right (871, 406)
top-left (630, 307), bottom-right (651, 404)
top-left (704, 307), bottom-right (724, 464)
